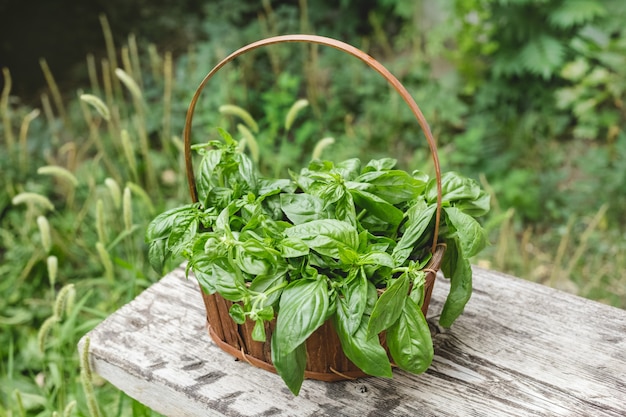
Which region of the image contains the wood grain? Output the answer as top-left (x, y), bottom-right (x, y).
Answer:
top-left (79, 266), bottom-right (626, 416)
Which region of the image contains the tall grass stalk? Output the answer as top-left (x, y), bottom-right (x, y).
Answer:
top-left (78, 92), bottom-right (119, 182)
top-left (79, 337), bottom-right (103, 417)
top-left (18, 109), bottom-right (40, 174)
top-left (39, 59), bottom-right (68, 127)
top-left (41, 93), bottom-right (60, 145)
top-left (120, 129), bottom-right (139, 182)
top-left (87, 53), bottom-right (101, 95)
top-left (1, 67), bottom-right (15, 149)
top-left (162, 51), bottom-right (174, 154)
top-left (128, 34), bottom-right (143, 90)
top-left (99, 13), bottom-right (121, 100)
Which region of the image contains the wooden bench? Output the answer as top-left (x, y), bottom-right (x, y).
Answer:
top-left (79, 266), bottom-right (626, 416)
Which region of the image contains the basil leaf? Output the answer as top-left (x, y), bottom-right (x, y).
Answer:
top-left (439, 238), bottom-right (473, 327)
top-left (234, 240), bottom-right (274, 276)
top-left (337, 268), bottom-right (368, 335)
top-left (334, 191), bottom-right (357, 227)
top-left (271, 338), bottom-right (306, 396)
top-left (356, 170), bottom-right (426, 204)
top-left (235, 152), bottom-right (257, 194)
top-left (211, 258), bottom-right (248, 302)
top-left (252, 320), bottom-right (266, 342)
top-left (190, 254), bottom-right (218, 294)
top-left (335, 158), bottom-right (361, 180)
top-left (274, 278), bottom-right (329, 354)
top-left (249, 271), bottom-right (287, 307)
top-left (196, 149), bottom-right (222, 205)
top-left (408, 270), bottom-right (427, 307)
top-left (391, 204), bottom-right (436, 265)
top-left (454, 190), bottom-right (491, 217)
top-left (145, 204), bottom-right (198, 242)
top-left (367, 272), bottom-right (409, 338)
top-left (363, 157), bottom-right (397, 172)
top-left (426, 171), bottom-right (482, 204)
top-left (280, 193), bottom-right (326, 224)
top-left (350, 189), bottom-right (404, 226)
top-left (147, 238), bottom-right (168, 274)
top-left (284, 219), bottom-right (359, 258)
top-left (359, 251), bottom-right (395, 268)
top-left (206, 187), bottom-right (234, 209)
top-left (258, 177), bottom-right (295, 198)
top-left (337, 246), bottom-right (360, 266)
top-left (333, 282), bottom-right (392, 377)
top-left (279, 237), bottom-right (309, 258)
top-left (444, 206), bottom-right (488, 258)
top-left (228, 304), bottom-right (246, 325)
top-left (387, 297), bottom-right (433, 373)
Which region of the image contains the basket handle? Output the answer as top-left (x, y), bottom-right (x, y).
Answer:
top-left (183, 34), bottom-right (443, 252)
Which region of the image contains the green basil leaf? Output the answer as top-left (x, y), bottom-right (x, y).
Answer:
top-left (252, 320), bottom-right (266, 342)
top-left (338, 246), bottom-right (360, 266)
top-left (211, 258), bottom-right (248, 302)
top-left (228, 304), bottom-right (246, 325)
top-left (279, 237), bottom-right (310, 258)
top-left (337, 268), bottom-right (368, 335)
top-left (280, 193), bottom-right (326, 224)
top-left (454, 190), bottom-right (491, 217)
top-left (255, 306), bottom-right (274, 321)
top-left (408, 270), bottom-right (427, 307)
top-left (387, 297), bottom-right (433, 373)
top-left (206, 187), bottom-right (234, 209)
top-left (196, 149), bottom-right (222, 205)
top-left (439, 238), bottom-right (473, 327)
top-left (190, 254), bottom-right (218, 294)
top-left (363, 157), bottom-right (397, 172)
top-left (147, 238), bottom-right (168, 274)
top-left (334, 191), bottom-right (357, 227)
top-left (284, 219), bottom-right (359, 258)
top-left (333, 282), bottom-right (393, 378)
top-left (391, 204), bottom-right (436, 265)
top-left (249, 270), bottom-right (287, 307)
top-left (258, 177), bottom-right (295, 198)
top-left (235, 240), bottom-right (274, 276)
top-left (367, 273), bottom-right (409, 338)
top-left (355, 170), bottom-right (426, 204)
top-left (335, 158), bottom-right (361, 180)
top-left (274, 278), bottom-right (329, 354)
top-left (235, 153), bottom-right (257, 194)
top-left (444, 206), bottom-right (488, 258)
top-left (426, 171), bottom-right (482, 204)
top-left (315, 182), bottom-right (347, 208)
top-left (350, 189), bottom-right (403, 226)
top-left (145, 204), bottom-right (198, 242)
top-left (358, 251), bottom-right (396, 268)
top-left (271, 338), bottom-right (307, 396)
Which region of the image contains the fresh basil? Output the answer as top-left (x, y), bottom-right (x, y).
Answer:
top-left (367, 272), bottom-right (409, 338)
top-left (145, 132), bottom-right (490, 395)
top-left (273, 278), bottom-right (329, 354)
top-left (439, 237), bottom-right (473, 327)
top-left (387, 297), bottom-right (433, 373)
top-left (284, 219), bottom-right (359, 258)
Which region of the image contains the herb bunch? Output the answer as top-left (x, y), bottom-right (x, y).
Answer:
top-left (146, 129), bottom-right (489, 395)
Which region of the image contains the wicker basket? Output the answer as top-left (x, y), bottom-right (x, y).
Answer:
top-left (183, 34), bottom-right (445, 381)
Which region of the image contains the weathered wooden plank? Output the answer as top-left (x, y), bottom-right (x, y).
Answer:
top-left (79, 266), bottom-right (626, 416)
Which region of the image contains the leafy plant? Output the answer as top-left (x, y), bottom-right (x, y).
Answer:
top-left (146, 126), bottom-right (489, 395)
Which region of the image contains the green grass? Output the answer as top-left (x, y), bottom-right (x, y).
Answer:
top-left (1, 6), bottom-right (625, 416)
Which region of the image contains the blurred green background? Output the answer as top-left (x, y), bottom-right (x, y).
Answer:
top-left (1, 0), bottom-right (625, 415)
